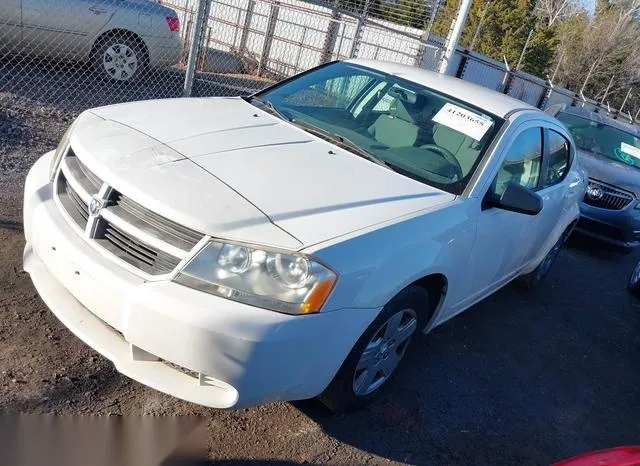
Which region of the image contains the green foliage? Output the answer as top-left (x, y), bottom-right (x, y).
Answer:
top-left (431, 0), bottom-right (557, 74)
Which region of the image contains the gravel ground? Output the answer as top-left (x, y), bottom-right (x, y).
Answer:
top-left (1, 73), bottom-right (640, 465)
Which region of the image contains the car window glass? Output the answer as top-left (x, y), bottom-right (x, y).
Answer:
top-left (542, 130), bottom-right (570, 188)
top-left (282, 74), bottom-right (375, 110)
top-left (491, 127), bottom-right (542, 196)
top-left (556, 112), bottom-right (640, 169)
top-left (260, 62), bottom-right (503, 195)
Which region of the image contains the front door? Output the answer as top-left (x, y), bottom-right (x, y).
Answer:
top-left (460, 125), bottom-right (547, 307)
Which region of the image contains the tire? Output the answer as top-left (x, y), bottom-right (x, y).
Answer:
top-left (317, 285), bottom-right (431, 413)
top-left (627, 260), bottom-right (640, 297)
top-left (91, 33), bottom-right (146, 82)
top-left (519, 231), bottom-right (567, 290)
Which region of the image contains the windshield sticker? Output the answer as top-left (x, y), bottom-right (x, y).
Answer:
top-left (432, 103), bottom-right (493, 141)
top-left (620, 142), bottom-right (640, 160)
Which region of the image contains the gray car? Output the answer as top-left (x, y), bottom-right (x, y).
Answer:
top-left (0, 0), bottom-right (181, 81)
top-left (546, 104), bottom-right (640, 252)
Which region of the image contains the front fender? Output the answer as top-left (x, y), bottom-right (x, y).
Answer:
top-left (312, 201), bottom-right (476, 315)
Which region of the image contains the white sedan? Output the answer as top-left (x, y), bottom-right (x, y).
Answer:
top-left (23, 60), bottom-right (585, 411)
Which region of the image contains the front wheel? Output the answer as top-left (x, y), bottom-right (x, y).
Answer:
top-left (627, 260), bottom-right (640, 297)
top-left (317, 285), bottom-right (430, 412)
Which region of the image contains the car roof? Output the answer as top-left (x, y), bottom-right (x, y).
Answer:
top-left (345, 59), bottom-right (539, 118)
top-left (551, 104), bottom-right (640, 136)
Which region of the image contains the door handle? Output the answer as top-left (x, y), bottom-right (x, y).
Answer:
top-left (89, 5), bottom-right (107, 14)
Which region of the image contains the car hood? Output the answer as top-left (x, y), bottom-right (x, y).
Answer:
top-left (576, 149), bottom-right (640, 196)
top-left (83, 97), bottom-right (455, 248)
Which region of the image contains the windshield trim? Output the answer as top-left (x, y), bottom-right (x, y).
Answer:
top-left (253, 61), bottom-right (506, 195)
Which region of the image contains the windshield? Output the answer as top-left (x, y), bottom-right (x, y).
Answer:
top-left (556, 112), bottom-right (640, 169)
top-left (256, 62), bottom-right (503, 195)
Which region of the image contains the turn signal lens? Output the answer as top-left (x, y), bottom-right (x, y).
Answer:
top-left (299, 278), bottom-right (336, 314)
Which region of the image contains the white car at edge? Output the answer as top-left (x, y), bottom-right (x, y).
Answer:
top-left (23, 59), bottom-right (586, 412)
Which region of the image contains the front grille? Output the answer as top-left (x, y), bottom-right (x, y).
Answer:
top-left (583, 179), bottom-right (634, 210)
top-left (54, 149), bottom-right (204, 276)
top-left (97, 221), bottom-right (181, 275)
top-left (111, 193), bottom-right (202, 251)
top-left (56, 172), bottom-right (89, 229)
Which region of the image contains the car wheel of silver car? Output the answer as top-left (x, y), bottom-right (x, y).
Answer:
top-left (318, 284), bottom-right (431, 412)
top-left (519, 230), bottom-right (569, 290)
top-left (92, 35), bottom-right (146, 82)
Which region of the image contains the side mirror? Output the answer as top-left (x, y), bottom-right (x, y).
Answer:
top-left (484, 181), bottom-right (543, 215)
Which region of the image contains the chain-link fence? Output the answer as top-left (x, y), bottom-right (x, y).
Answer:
top-left (1, 0), bottom-right (638, 125)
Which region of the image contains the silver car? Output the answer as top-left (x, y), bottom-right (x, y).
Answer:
top-left (546, 104), bottom-right (640, 253)
top-left (0, 0), bottom-right (181, 81)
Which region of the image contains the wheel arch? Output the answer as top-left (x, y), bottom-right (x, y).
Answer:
top-left (413, 273), bottom-right (448, 332)
top-left (90, 28), bottom-right (150, 66)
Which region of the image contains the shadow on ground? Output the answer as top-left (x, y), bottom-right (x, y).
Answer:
top-left (292, 238), bottom-right (640, 464)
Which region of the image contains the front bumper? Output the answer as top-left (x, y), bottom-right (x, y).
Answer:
top-left (575, 202), bottom-right (640, 250)
top-left (23, 152), bottom-right (379, 409)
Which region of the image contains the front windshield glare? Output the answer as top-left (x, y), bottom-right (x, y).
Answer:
top-left (257, 62), bottom-right (501, 195)
top-left (557, 112), bottom-right (640, 169)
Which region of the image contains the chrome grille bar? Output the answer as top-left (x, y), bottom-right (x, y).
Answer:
top-left (583, 179), bottom-right (634, 210)
top-left (53, 149), bottom-right (205, 276)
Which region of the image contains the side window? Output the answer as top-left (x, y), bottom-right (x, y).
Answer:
top-left (541, 130), bottom-right (571, 188)
top-left (490, 127), bottom-right (543, 197)
top-left (282, 74), bottom-right (374, 110)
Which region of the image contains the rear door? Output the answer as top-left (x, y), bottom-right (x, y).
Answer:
top-left (0, 0), bottom-right (22, 48)
top-left (21, 0), bottom-right (115, 58)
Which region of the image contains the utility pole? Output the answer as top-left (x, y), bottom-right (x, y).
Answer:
top-left (516, 29), bottom-right (534, 70)
top-left (438, 0), bottom-right (473, 75)
top-left (469, 0), bottom-right (490, 52)
top-left (580, 60), bottom-right (599, 99)
top-left (600, 75), bottom-right (615, 105)
top-left (619, 88), bottom-right (632, 114)
top-left (550, 48), bottom-right (564, 83)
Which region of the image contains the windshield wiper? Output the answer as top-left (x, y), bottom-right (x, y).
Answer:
top-left (242, 95), bottom-right (291, 121)
top-left (290, 118), bottom-right (393, 171)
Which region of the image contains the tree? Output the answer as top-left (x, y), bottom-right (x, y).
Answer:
top-left (553, 0), bottom-right (640, 111)
top-left (432, 0), bottom-right (558, 74)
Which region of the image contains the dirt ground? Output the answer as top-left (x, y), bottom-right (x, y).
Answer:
top-left (1, 86), bottom-right (640, 465)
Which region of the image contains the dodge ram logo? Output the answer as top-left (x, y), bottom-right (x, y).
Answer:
top-left (88, 196), bottom-right (104, 216)
top-left (586, 185), bottom-right (604, 201)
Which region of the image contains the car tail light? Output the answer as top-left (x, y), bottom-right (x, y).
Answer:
top-left (166, 16), bottom-right (180, 32)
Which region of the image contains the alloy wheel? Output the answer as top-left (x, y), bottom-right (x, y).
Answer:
top-left (352, 308), bottom-right (418, 396)
top-left (103, 43), bottom-right (138, 81)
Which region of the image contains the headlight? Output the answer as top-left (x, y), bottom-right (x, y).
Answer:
top-left (49, 122), bottom-right (75, 181)
top-left (173, 241), bottom-right (337, 315)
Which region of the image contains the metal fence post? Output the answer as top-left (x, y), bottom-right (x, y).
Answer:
top-left (320, 8), bottom-right (341, 64)
top-left (349, 0), bottom-right (370, 58)
top-left (183, 0), bottom-right (212, 97)
top-left (455, 49), bottom-right (470, 78)
top-left (238, 0), bottom-right (255, 52)
top-left (258, 1), bottom-right (280, 77)
top-left (414, 0), bottom-right (441, 67)
top-left (537, 81), bottom-right (553, 109)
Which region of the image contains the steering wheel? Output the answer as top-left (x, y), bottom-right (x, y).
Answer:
top-left (420, 144), bottom-right (463, 181)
